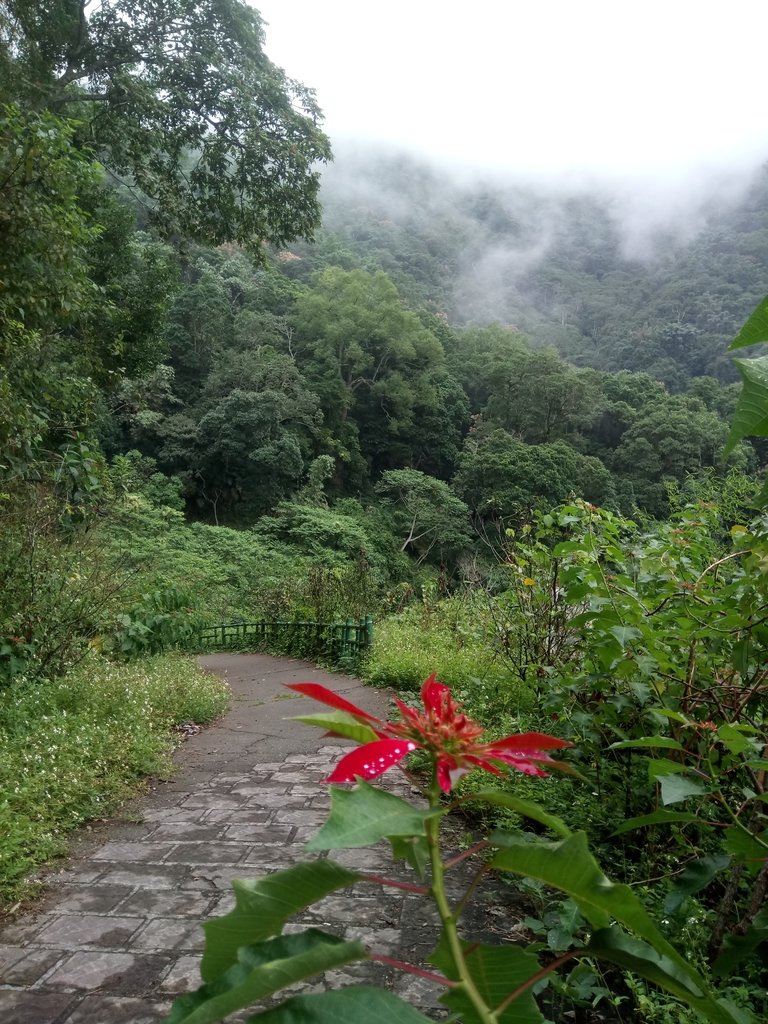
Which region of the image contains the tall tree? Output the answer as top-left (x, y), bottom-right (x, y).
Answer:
top-left (3, 0), bottom-right (331, 248)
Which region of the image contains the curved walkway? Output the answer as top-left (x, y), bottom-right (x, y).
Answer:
top-left (0, 654), bottom-right (514, 1023)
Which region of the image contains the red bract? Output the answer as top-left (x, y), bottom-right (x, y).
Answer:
top-left (288, 674), bottom-right (572, 792)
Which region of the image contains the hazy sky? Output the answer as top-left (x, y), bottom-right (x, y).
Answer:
top-left (254, 0), bottom-right (768, 185)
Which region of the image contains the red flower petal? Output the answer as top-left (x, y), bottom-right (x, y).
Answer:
top-left (325, 738), bottom-right (418, 783)
top-left (465, 755), bottom-right (504, 777)
top-left (421, 673), bottom-right (450, 714)
top-left (490, 731), bottom-right (572, 752)
top-left (436, 758), bottom-right (455, 792)
top-left (287, 683), bottom-right (383, 724)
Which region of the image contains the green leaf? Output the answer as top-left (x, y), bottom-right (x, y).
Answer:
top-left (663, 855), bottom-right (731, 915)
top-left (200, 860), bottom-right (359, 983)
top-left (713, 907), bottom-right (768, 977)
top-left (584, 927), bottom-right (750, 1024)
top-left (647, 758), bottom-right (691, 778)
top-left (609, 737), bottom-right (685, 751)
top-left (167, 930), bottom-right (366, 1023)
top-left (728, 295), bottom-right (768, 351)
top-left (388, 834), bottom-right (429, 878)
top-left (490, 832), bottom-right (693, 975)
top-left (717, 724), bottom-right (757, 756)
top-left (306, 781), bottom-right (437, 851)
top-left (432, 940), bottom-right (544, 1024)
top-left (609, 625), bottom-right (642, 646)
top-left (462, 791), bottom-right (572, 839)
top-left (659, 774), bottom-right (708, 806)
top-left (613, 810), bottom-right (703, 835)
top-left (291, 711), bottom-right (379, 745)
top-left (249, 986), bottom-right (433, 1023)
top-left (722, 827), bottom-right (768, 871)
top-left (724, 355), bottom-right (768, 454)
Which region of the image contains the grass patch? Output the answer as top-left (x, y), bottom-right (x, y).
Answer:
top-left (362, 603), bottom-right (534, 719)
top-left (0, 652), bottom-right (229, 906)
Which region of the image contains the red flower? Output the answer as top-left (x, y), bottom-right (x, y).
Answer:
top-left (287, 674), bottom-right (572, 793)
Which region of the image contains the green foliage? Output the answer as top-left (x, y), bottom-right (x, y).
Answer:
top-left (375, 468), bottom-right (472, 564)
top-left (454, 430), bottom-right (615, 519)
top-left (362, 598), bottom-right (529, 717)
top-left (3, 0), bottom-right (331, 249)
top-left (0, 652), bottom-right (229, 904)
top-left (0, 493), bottom-right (124, 686)
top-left (108, 586), bottom-right (205, 658)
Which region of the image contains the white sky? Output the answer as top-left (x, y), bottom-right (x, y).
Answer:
top-left (253, 0), bottom-right (768, 185)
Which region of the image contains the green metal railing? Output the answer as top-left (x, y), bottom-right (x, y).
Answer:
top-left (193, 615), bottom-right (374, 667)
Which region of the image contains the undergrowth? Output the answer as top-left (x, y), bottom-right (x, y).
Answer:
top-left (0, 652), bottom-right (229, 907)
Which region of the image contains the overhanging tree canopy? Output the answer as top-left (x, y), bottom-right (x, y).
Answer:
top-left (2, 0), bottom-right (332, 247)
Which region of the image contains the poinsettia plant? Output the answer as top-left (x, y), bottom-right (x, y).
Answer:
top-left (162, 675), bottom-right (754, 1024)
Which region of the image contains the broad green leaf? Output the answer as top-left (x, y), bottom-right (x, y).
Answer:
top-left (659, 774), bottom-right (708, 806)
top-left (609, 737), bottom-right (684, 751)
top-left (647, 758), bottom-right (691, 778)
top-left (306, 781), bottom-right (437, 851)
top-left (728, 295), bottom-right (768, 351)
top-left (200, 860), bottom-right (359, 983)
top-left (166, 930), bottom-right (365, 1023)
top-left (389, 834), bottom-right (429, 878)
top-left (584, 927), bottom-right (751, 1024)
top-left (609, 625), bottom-right (642, 646)
top-left (723, 827), bottom-right (768, 871)
top-left (249, 986), bottom-right (433, 1023)
top-left (713, 907), bottom-right (768, 977)
top-left (717, 724), bottom-right (757, 756)
top-left (432, 939), bottom-right (544, 1024)
top-left (663, 855), bottom-right (731, 914)
top-left (724, 355), bottom-right (768, 454)
top-left (463, 790), bottom-right (572, 839)
top-left (490, 832), bottom-right (693, 976)
top-left (613, 810), bottom-right (703, 835)
top-left (291, 711), bottom-right (379, 745)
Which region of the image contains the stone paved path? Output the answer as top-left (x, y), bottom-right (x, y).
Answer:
top-left (0, 654), bottom-right (490, 1023)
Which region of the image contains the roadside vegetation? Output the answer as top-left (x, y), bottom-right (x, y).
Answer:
top-left (0, 653), bottom-right (229, 905)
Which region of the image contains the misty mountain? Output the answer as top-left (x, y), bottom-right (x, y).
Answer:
top-left (283, 151), bottom-right (768, 389)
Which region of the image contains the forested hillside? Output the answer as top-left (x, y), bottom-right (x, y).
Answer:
top-left (1, 4), bottom-right (767, 1020)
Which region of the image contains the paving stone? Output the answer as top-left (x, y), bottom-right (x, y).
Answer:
top-left (64, 994), bottom-right (173, 1023)
top-left (164, 841), bottom-right (247, 865)
top-left (180, 793), bottom-right (251, 808)
top-left (115, 890), bottom-right (214, 919)
top-left (0, 946), bottom-right (64, 985)
top-left (33, 915), bottom-right (144, 949)
top-left (140, 808), bottom-right (209, 823)
top-left (54, 886), bottom-right (134, 915)
top-left (0, 989), bottom-right (78, 1024)
top-left (272, 808), bottom-right (328, 825)
top-left (94, 864), bottom-right (193, 889)
top-left (128, 918), bottom-right (204, 952)
top-left (146, 822), bottom-right (226, 842)
top-left (0, 915), bottom-right (55, 944)
top-left (203, 808), bottom-right (271, 823)
top-left (157, 953), bottom-right (202, 994)
top-left (45, 950), bottom-right (171, 993)
top-left (91, 842), bottom-right (176, 863)
top-left (223, 823), bottom-right (294, 843)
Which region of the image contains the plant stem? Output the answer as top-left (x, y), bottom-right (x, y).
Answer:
top-left (425, 778), bottom-right (497, 1024)
top-left (494, 950), bottom-right (583, 1016)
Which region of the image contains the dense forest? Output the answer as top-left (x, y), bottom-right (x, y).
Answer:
top-left (1, 2), bottom-right (767, 1022)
